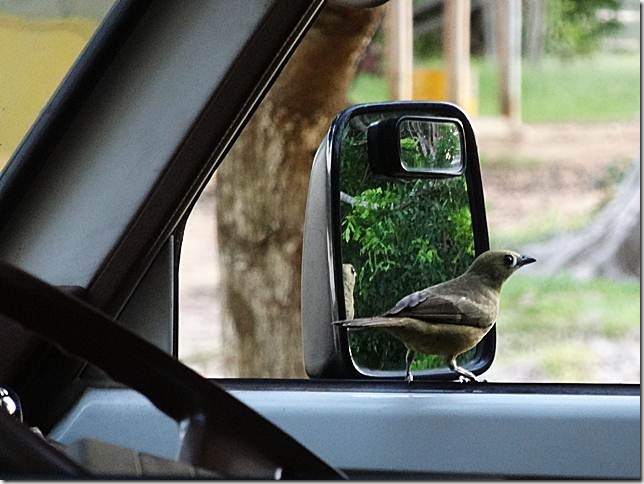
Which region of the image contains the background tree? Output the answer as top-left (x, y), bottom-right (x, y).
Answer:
top-left (214, 5), bottom-right (383, 377)
top-left (524, 158), bottom-right (640, 280)
top-left (545, 0), bottom-right (620, 57)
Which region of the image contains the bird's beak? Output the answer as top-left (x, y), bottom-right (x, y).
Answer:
top-left (518, 255), bottom-right (537, 267)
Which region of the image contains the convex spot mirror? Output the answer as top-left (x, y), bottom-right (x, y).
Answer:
top-left (369, 116), bottom-right (465, 177)
top-left (302, 102), bottom-right (491, 381)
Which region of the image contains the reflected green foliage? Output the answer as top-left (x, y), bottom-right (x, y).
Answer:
top-left (339, 113), bottom-right (476, 372)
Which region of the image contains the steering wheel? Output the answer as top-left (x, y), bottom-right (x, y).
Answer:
top-left (0, 263), bottom-right (345, 479)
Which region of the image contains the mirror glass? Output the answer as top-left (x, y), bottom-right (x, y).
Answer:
top-left (398, 118), bottom-right (463, 174)
top-left (339, 111), bottom-right (476, 377)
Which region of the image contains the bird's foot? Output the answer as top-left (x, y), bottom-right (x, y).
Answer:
top-left (457, 375), bottom-right (486, 383)
top-left (405, 372), bottom-right (414, 385)
top-left (448, 357), bottom-right (479, 383)
top-left (454, 367), bottom-right (479, 382)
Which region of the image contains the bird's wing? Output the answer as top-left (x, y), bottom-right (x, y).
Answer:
top-left (384, 289), bottom-right (431, 315)
top-left (333, 317), bottom-right (414, 329)
top-left (384, 291), bottom-right (490, 326)
top-left (384, 290), bottom-right (460, 320)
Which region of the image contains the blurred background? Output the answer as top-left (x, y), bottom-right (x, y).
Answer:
top-left (0, 0), bottom-right (639, 383)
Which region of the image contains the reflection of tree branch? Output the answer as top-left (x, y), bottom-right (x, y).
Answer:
top-left (340, 191), bottom-right (357, 205)
top-left (342, 182), bottom-right (436, 213)
top-left (340, 191), bottom-right (377, 209)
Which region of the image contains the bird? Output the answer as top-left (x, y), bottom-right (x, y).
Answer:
top-left (342, 263), bottom-right (357, 320)
top-left (334, 250), bottom-right (536, 383)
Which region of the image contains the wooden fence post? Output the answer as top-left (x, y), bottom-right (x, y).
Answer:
top-left (496, 0), bottom-right (522, 124)
top-left (443, 0), bottom-right (471, 108)
top-left (385, 0), bottom-right (413, 100)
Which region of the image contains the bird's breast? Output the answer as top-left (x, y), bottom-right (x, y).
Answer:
top-left (385, 320), bottom-right (492, 357)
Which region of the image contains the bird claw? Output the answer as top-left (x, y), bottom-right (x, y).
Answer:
top-left (457, 373), bottom-right (482, 383)
top-left (457, 375), bottom-right (487, 383)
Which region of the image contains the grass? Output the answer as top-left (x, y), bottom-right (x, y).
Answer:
top-left (477, 53), bottom-right (640, 122)
top-left (488, 209), bottom-right (593, 249)
top-left (498, 273), bottom-right (640, 341)
top-left (349, 73), bottom-right (388, 104)
top-left (537, 342), bottom-right (594, 381)
top-left (350, 53), bottom-right (640, 123)
top-left (493, 273), bottom-right (639, 381)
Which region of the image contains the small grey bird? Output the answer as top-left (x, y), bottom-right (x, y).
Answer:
top-left (335, 250), bottom-right (536, 382)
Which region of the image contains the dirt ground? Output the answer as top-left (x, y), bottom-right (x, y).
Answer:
top-left (474, 119), bottom-right (640, 240)
top-left (178, 119), bottom-right (640, 381)
top-left (178, 188), bottom-right (230, 376)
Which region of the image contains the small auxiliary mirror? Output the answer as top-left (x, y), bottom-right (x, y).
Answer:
top-left (368, 115), bottom-right (465, 178)
top-left (398, 117), bottom-right (463, 174)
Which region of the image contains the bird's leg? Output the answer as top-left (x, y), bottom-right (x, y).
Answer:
top-left (404, 349), bottom-right (416, 384)
top-left (448, 357), bottom-right (478, 382)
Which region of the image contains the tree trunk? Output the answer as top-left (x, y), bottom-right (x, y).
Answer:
top-left (524, 0), bottom-right (545, 63)
top-left (481, 0), bottom-right (496, 59)
top-left (523, 158), bottom-right (640, 280)
top-left (214, 5), bottom-right (382, 377)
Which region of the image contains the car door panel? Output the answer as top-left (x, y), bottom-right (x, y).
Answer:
top-left (49, 384), bottom-right (640, 479)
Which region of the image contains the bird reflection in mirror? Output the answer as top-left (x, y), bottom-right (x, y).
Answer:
top-left (342, 263), bottom-right (357, 321)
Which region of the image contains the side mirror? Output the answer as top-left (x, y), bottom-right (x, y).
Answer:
top-left (301, 102), bottom-right (491, 380)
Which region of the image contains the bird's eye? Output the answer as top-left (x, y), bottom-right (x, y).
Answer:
top-left (351, 267), bottom-right (356, 275)
top-left (504, 255), bottom-right (515, 266)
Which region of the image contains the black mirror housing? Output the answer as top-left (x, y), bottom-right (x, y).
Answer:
top-left (301, 101), bottom-right (492, 380)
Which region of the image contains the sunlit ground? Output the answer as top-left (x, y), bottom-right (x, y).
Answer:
top-left (488, 274), bottom-right (639, 383)
top-left (477, 120), bottom-right (639, 382)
